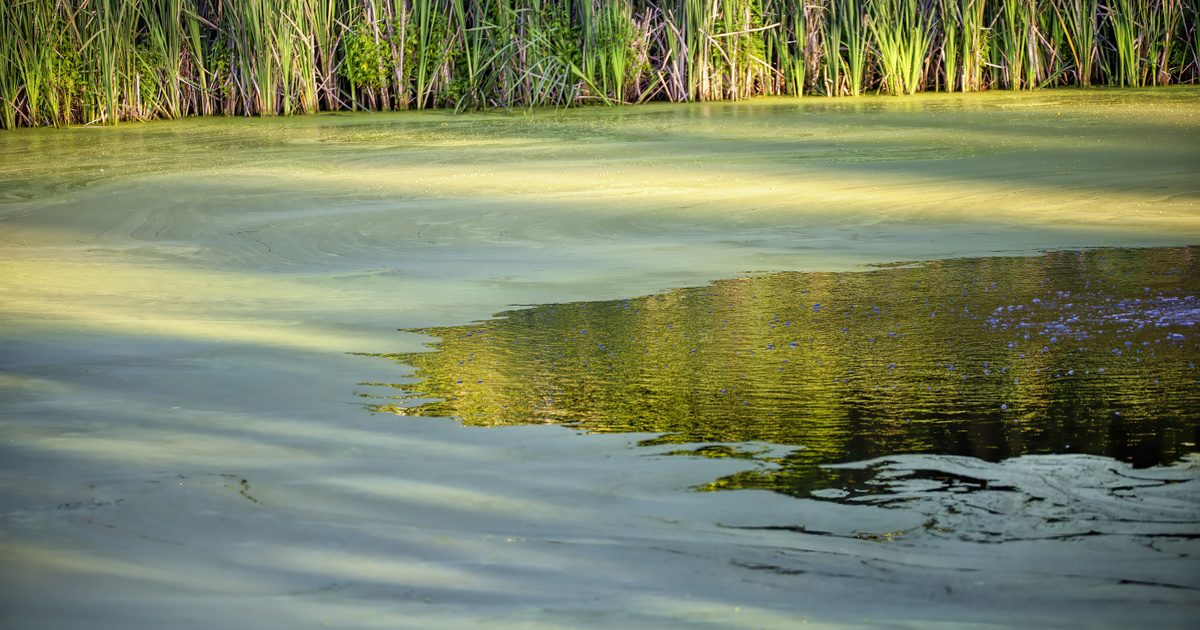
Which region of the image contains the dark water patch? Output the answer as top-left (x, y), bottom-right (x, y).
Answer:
top-left (369, 247), bottom-right (1200, 497)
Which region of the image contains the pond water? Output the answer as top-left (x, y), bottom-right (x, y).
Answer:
top-left (372, 246), bottom-right (1200, 497)
top-left (2, 89), bottom-right (1198, 499)
top-left (3, 88), bottom-right (1200, 627)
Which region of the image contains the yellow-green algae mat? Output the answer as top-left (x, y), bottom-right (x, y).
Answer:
top-left (1, 89), bottom-right (1199, 629)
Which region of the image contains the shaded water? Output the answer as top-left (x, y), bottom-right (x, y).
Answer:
top-left (373, 247), bottom-right (1200, 496)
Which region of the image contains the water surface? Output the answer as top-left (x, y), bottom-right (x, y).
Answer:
top-left (372, 247), bottom-right (1200, 497)
top-left (3, 89), bottom-right (1200, 627)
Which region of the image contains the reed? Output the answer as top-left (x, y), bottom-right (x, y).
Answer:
top-left (517, 0), bottom-right (582, 106)
top-left (99, 0), bottom-right (142, 122)
top-left (181, 3), bottom-right (211, 116)
top-left (844, 0), bottom-right (868, 97)
top-left (958, 0), bottom-right (988, 91)
top-left (4, 0), bottom-right (47, 127)
top-left (2, 0), bottom-right (1198, 129)
top-left (820, 0), bottom-right (843, 94)
top-left (657, 5), bottom-right (689, 100)
top-left (1153, 0), bottom-right (1184, 85)
top-left (589, 1), bottom-right (633, 101)
top-left (825, 0), bottom-right (869, 96)
top-left (1050, 0), bottom-right (1097, 85)
top-left (0, 2), bottom-right (19, 129)
top-left (449, 0), bottom-right (486, 109)
top-left (937, 0), bottom-right (959, 91)
top-left (1105, 0), bottom-right (1184, 87)
top-left (684, 0), bottom-right (716, 100)
top-left (870, 0), bottom-right (931, 95)
top-left (995, 0), bottom-right (1034, 89)
top-left (1191, 0), bottom-right (1200, 83)
top-left (769, 0), bottom-right (811, 96)
top-left (141, 0), bottom-right (185, 119)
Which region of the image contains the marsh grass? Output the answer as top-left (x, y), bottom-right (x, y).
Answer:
top-left (841, 0), bottom-right (871, 96)
top-left (997, 0), bottom-right (1039, 89)
top-left (1052, 0), bottom-right (1097, 85)
top-left (871, 0), bottom-right (931, 95)
top-left (2, 0), bottom-right (1197, 128)
top-left (768, 0), bottom-right (816, 95)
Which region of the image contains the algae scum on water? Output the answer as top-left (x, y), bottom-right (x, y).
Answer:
top-left (368, 247), bottom-right (1200, 497)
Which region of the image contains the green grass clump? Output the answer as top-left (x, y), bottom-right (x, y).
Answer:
top-left (870, 0), bottom-right (931, 95)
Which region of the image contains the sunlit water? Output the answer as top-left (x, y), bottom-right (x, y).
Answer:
top-left (372, 247), bottom-right (1200, 497)
top-left (3, 88), bottom-right (1199, 500)
top-left (4, 88), bottom-right (1200, 628)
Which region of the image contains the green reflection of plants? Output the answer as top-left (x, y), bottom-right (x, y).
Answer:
top-left (372, 247), bottom-right (1200, 497)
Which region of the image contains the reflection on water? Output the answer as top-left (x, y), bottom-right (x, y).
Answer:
top-left (370, 247), bottom-right (1200, 497)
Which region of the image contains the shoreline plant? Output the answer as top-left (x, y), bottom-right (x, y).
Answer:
top-left (1, 0), bottom-right (1198, 129)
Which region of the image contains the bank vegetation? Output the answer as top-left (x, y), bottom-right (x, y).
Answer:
top-left (2, 0), bottom-right (1199, 128)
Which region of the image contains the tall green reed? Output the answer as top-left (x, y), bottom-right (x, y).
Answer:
top-left (870, 0), bottom-right (931, 95)
top-left (823, 0), bottom-right (868, 96)
top-left (840, 0), bottom-right (869, 95)
top-left (996, 0), bottom-right (1038, 89)
top-left (0, 2), bottom-right (20, 129)
top-left (2, 0), bottom-right (1198, 129)
top-left (770, 0), bottom-right (812, 96)
top-left (937, 0), bottom-right (960, 91)
top-left (141, 0), bottom-right (185, 118)
top-left (958, 0), bottom-right (988, 91)
top-left (1051, 0), bottom-right (1097, 85)
top-left (1105, 0), bottom-right (1184, 87)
